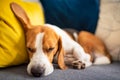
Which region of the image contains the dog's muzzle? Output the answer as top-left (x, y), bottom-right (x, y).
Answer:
top-left (27, 55), bottom-right (54, 77)
top-left (27, 63), bottom-right (54, 77)
top-left (30, 66), bottom-right (45, 77)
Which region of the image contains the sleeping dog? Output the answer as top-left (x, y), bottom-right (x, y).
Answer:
top-left (10, 2), bottom-right (111, 77)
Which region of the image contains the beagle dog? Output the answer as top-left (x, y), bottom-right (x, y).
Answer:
top-left (10, 2), bottom-right (112, 77)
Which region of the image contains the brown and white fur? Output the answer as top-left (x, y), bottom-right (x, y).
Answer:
top-left (10, 2), bottom-right (112, 77)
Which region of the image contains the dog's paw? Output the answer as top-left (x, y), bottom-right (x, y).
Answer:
top-left (72, 60), bottom-right (85, 69)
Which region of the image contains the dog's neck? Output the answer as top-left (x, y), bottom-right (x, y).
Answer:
top-left (63, 28), bottom-right (79, 41)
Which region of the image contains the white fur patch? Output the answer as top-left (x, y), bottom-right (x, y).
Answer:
top-left (94, 56), bottom-right (111, 65)
top-left (73, 32), bottom-right (78, 42)
top-left (27, 33), bottom-right (54, 76)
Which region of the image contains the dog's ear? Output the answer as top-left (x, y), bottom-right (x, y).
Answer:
top-left (57, 37), bottom-right (67, 70)
top-left (10, 2), bottom-right (31, 32)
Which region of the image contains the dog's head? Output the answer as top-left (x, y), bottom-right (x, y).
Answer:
top-left (10, 2), bottom-right (67, 77)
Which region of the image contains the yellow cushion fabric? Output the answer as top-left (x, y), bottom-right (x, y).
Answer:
top-left (0, 0), bottom-right (45, 67)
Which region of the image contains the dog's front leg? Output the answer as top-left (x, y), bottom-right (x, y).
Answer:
top-left (72, 41), bottom-right (92, 68)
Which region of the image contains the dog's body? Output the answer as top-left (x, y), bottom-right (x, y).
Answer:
top-left (10, 2), bottom-right (112, 77)
top-left (45, 24), bottom-right (93, 67)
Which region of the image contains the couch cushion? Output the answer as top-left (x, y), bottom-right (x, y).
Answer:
top-left (40, 0), bottom-right (99, 33)
top-left (96, 0), bottom-right (120, 61)
top-left (0, 0), bottom-right (44, 67)
top-left (0, 62), bottom-right (120, 80)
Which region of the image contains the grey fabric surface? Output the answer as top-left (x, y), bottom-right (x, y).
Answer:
top-left (0, 62), bottom-right (120, 80)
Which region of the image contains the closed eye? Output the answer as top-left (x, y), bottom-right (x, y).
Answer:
top-left (27, 47), bottom-right (36, 53)
top-left (47, 47), bottom-right (54, 52)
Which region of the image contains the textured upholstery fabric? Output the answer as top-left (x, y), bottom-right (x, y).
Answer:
top-left (96, 0), bottom-right (120, 61)
top-left (0, 0), bottom-right (44, 67)
top-left (0, 62), bottom-right (120, 80)
top-left (40, 0), bottom-right (99, 33)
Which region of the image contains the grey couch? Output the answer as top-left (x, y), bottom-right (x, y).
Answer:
top-left (0, 62), bottom-right (120, 80)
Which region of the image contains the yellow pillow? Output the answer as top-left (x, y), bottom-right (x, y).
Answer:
top-left (0, 0), bottom-right (44, 67)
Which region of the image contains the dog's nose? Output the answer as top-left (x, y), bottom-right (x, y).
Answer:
top-left (31, 66), bottom-right (45, 77)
